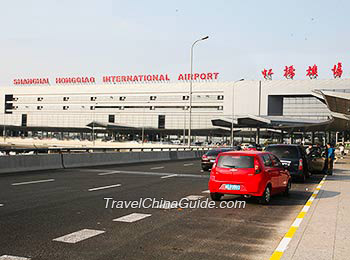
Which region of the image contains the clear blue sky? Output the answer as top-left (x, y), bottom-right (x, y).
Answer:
top-left (0, 0), bottom-right (349, 85)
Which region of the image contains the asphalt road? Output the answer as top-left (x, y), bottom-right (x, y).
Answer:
top-left (0, 159), bottom-right (323, 260)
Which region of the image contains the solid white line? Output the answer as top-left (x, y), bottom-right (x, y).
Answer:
top-left (150, 166), bottom-right (164, 170)
top-left (161, 174), bottom-right (177, 179)
top-left (113, 213), bottom-right (152, 223)
top-left (53, 229), bottom-right (105, 244)
top-left (88, 184), bottom-right (121, 192)
top-left (12, 179), bottom-right (55, 186)
top-left (185, 195), bottom-right (204, 200)
top-left (0, 256), bottom-right (31, 260)
top-left (202, 190), bottom-right (210, 194)
top-left (275, 237), bottom-right (292, 252)
top-left (291, 218), bottom-right (303, 227)
top-left (0, 204), bottom-right (4, 207)
top-left (183, 163), bottom-right (194, 167)
top-left (98, 171), bottom-right (121, 176)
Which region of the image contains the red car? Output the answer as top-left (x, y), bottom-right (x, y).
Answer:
top-left (208, 151), bottom-right (291, 204)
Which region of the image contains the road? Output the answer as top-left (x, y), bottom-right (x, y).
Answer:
top-left (0, 159), bottom-right (323, 260)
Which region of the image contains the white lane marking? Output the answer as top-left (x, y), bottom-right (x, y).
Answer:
top-left (113, 213), bottom-right (152, 223)
top-left (88, 184), bottom-right (121, 192)
top-left (183, 163), bottom-right (194, 167)
top-left (98, 171), bottom-right (121, 176)
top-left (0, 204), bottom-right (4, 207)
top-left (301, 205), bottom-right (310, 212)
top-left (0, 256), bottom-right (31, 260)
top-left (275, 237), bottom-right (292, 252)
top-left (53, 229), bottom-right (105, 244)
top-left (150, 166), bottom-right (164, 170)
top-left (202, 190), bottom-right (210, 194)
top-left (11, 179), bottom-right (55, 186)
top-left (185, 195), bottom-right (204, 200)
top-left (314, 190), bottom-right (319, 194)
top-left (161, 174), bottom-right (177, 179)
top-left (308, 197), bottom-right (315, 202)
top-left (316, 185), bottom-right (322, 189)
top-left (291, 218), bottom-right (303, 227)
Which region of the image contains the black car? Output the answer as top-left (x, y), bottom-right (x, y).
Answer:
top-left (201, 147), bottom-right (241, 171)
top-left (305, 146), bottom-right (326, 174)
top-left (265, 144), bottom-right (311, 182)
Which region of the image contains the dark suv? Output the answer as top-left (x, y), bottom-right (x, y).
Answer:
top-left (201, 147), bottom-right (240, 171)
top-left (265, 144), bottom-right (310, 182)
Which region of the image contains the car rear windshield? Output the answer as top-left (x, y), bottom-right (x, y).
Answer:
top-left (217, 155), bottom-right (254, 168)
top-left (206, 148), bottom-right (231, 156)
top-left (266, 146), bottom-right (299, 159)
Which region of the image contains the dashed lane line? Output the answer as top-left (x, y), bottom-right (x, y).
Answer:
top-left (184, 195), bottom-right (204, 200)
top-left (88, 184), bottom-right (121, 192)
top-left (53, 229), bottom-right (105, 244)
top-left (183, 163), bottom-right (194, 167)
top-left (269, 175), bottom-right (327, 260)
top-left (0, 256), bottom-right (31, 260)
top-left (113, 213), bottom-right (152, 223)
top-left (98, 171), bottom-right (121, 176)
top-left (160, 174), bottom-right (177, 179)
top-left (11, 179), bottom-right (55, 186)
top-left (150, 166), bottom-right (165, 170)
top-left (0, 204), bottom-right (4, 207)
top-left (95, 170), bottom-right (207, 179)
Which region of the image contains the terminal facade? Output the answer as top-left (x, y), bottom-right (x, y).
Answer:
top-left (1, 79), bottom-right (350, 144)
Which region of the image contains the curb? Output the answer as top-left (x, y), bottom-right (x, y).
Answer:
top-left (269, 174), bottom-right (327, 260)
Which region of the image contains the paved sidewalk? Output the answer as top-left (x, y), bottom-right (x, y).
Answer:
top-left (282, 157), bottom-right (350, 260)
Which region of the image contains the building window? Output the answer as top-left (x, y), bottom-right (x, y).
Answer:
top-left (158, 115), bottom-right (165, 129)
top-left (119, 106), bottom-right (125, 110)
top-left (218, 106), bottom-right (223, 110)
top-left (63, 97), bottom-right (69, 101)
top-left (150, 106), bottom-right (155, 110)
top-left (217, 95), bottom-right (224, 100)
top-left (90, 97), bottom-right (97, 101)
top-left (90, 106), bottom-right (95, 110)
top-left (150, 96), bottom-right (157, 101)
top-left (37, 106), bottom-right (43, 110)
top-left (37, 97), bottom-right (43, 101)
top-left (119, 96), bottom-right (126, 101)
top-left (21, 114), bottom-right (27, 127)
top-left (63, 106), bottom-right (69, 110)
top-left (182, 96), bottom-right (189, 100)
top-left (108, 115), bottom-right (115, 123)
top-left (183, 106), bottom-right (189, 110)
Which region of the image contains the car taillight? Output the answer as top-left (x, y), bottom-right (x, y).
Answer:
top-left (299, 159), bottom-right (303, 171)
top-left (254, 158), bottom-right (261, 174)
top-left (202, 154), bottom-right (207, 159)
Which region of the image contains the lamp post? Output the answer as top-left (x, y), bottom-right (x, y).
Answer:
top-left (142, 101), bottom-right (150, 145)
top-left (188, 36), bottom-right (209, 147)
top-left (3, 113), bottom-right (6, 143)
top-left (92, 102), bottom-right (97, 146)
top-left (231, 79), bottom-right (244, 147)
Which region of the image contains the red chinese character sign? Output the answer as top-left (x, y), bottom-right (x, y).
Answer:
top-left (306, 64), bottom-right (318, 79)
top-left (332, 62), bottom-right (343, 78)
top-left (284, 65), bottom-right (295, 79)
top-left (262, 68), bottom-right (273, 80)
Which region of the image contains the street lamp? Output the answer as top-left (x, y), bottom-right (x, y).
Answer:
top-left (188, 35), bottom-right (209, 147)
top-left (92, 102), bottom-right (97, 146)
top-left (231, 79), bottom-right (244, 147)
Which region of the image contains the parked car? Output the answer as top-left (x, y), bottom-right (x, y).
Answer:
top-left (305, 146), bottom-right (326, 173)
top-left (209, 151), bottom-right (291, 204)
top-left (265, 144), bottom-right (312, 182)
top-left (201, 147), bottom-right (240, 171)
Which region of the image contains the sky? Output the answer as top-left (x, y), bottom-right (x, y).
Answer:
top-left (0, 0), bottom-right (349, 85)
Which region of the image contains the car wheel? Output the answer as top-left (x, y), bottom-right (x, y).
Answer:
top-left (210, 193), bottom-right (222, 201)
top-left (202, 166), bottom-right (209, 171)
top-left (259, 186), bottom-right (271, 205)
top-left (283, 181), bottom-right (291, 197)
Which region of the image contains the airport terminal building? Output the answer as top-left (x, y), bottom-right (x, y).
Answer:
top-left (1, 78), bottom-right (350, 144)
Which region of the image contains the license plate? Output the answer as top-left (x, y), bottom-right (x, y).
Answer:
top-left (281, 160), bottom-right (291, 166)
top-left (225, 184), bottom-right (240, 190)
top-left (210, 160), bottom-right (215, 162)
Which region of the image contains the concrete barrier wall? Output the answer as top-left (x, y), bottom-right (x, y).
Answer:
top-left (0, 150), bottom-right (205, 174)
top-left (0, 154), bottom-right (63, 174)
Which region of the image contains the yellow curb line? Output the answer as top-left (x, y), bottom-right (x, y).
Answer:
top-left (269, 175), bottom-right (327, 260)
